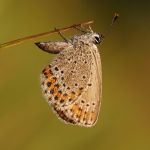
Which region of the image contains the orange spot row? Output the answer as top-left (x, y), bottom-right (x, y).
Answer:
top-left (43, 67), bottom-right (53, 77)
top-left (71, 104), bottom-right (83, 117)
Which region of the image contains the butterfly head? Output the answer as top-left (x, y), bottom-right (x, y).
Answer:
top-left (89, 32), bottom-right (104, 44)
top-left (74, 32), bottom-right (104, 45)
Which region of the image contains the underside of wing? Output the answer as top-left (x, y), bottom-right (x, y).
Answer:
top-left (41, 45), bottom-right (93, 108)
top-left (51, 46), bottom-right (102, 127)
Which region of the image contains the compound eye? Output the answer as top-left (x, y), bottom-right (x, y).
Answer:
top-left (94, 36), bottom-right (100, 44)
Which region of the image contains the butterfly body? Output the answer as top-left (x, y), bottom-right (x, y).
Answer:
top-left (36, 32), bottom-right (102, 127)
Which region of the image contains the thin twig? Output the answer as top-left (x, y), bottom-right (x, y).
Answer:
top-left (0, 20), bottom-right (94, 49)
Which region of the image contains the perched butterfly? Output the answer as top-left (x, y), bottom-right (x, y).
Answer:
top-left (35, 29), bottom-right (103, 127)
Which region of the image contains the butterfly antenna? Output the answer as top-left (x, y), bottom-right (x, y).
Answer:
top-left (103, 12), bottom-right (119, 38)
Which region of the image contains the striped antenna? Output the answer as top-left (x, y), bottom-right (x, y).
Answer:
top-left (103, 12), bottom-right (119, 38)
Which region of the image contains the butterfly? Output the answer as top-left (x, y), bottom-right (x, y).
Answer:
top-left (35, 29), bottom-right (103, 127)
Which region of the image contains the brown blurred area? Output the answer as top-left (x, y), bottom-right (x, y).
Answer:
top-left (0, 0), bottom-right (150, 150)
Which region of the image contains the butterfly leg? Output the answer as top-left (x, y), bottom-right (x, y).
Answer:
top-left (54, 28), bottom-right (72, 44)
top-left (74, 25), bottom-right (94, 33)
top-left (73, 26), bottom-right (87, 33)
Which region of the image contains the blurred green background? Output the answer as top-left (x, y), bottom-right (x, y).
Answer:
top-left (0, 0), bottom-right (150, 150)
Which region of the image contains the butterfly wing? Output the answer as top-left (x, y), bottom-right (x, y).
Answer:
top-left (72, 47), bottom-right (102, 127)
top-left (51, 45), bottom-right (102, 127)
top-left (41, 44), bottom-right (93, 107)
